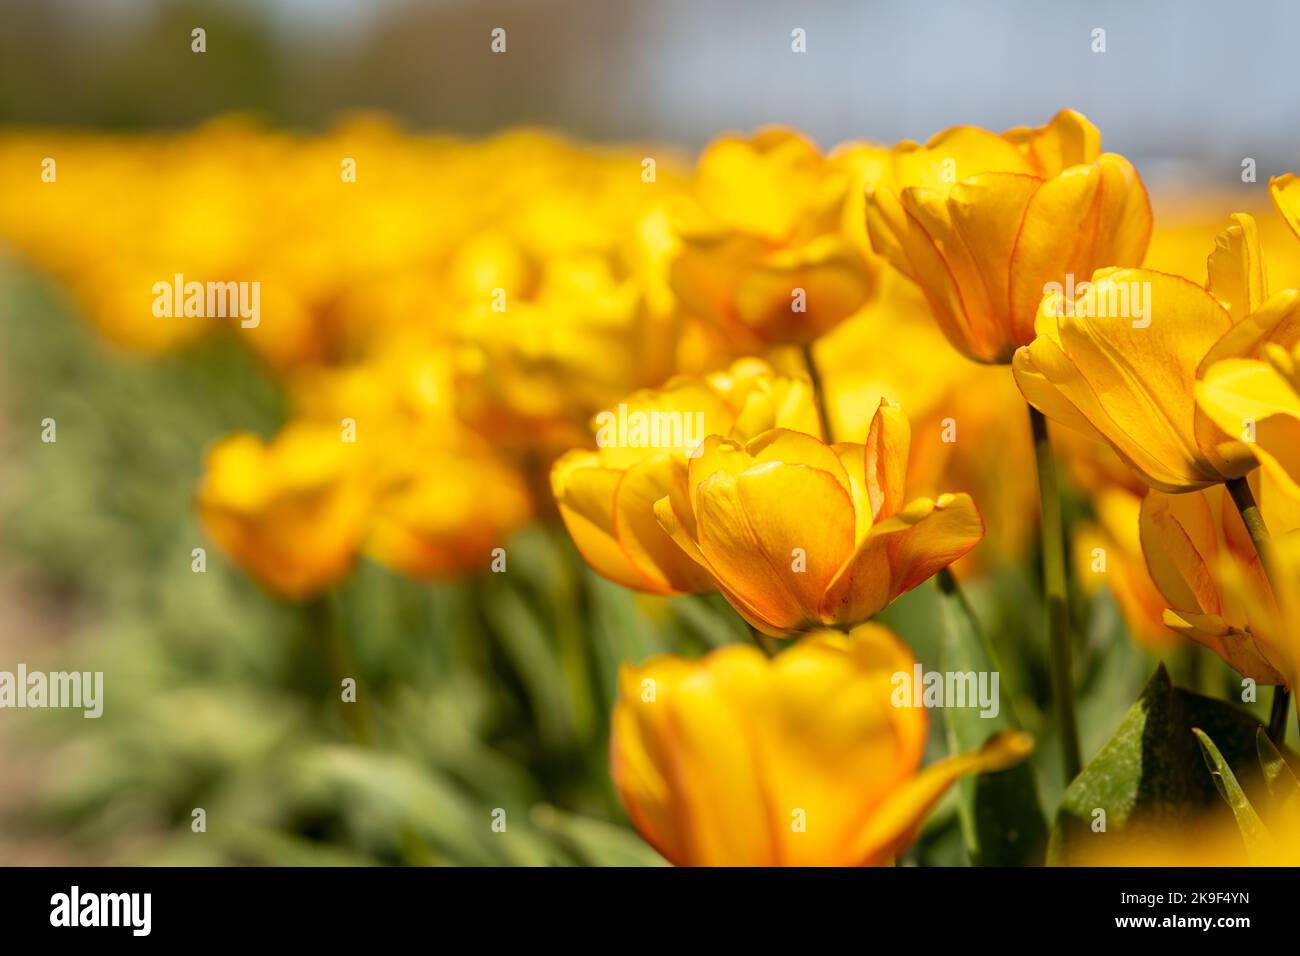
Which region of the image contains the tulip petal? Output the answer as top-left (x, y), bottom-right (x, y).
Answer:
top-left (696, 463), bottom-right (857, 633)
top-left (1139, 490), bottom-right (1223, 617)
top-left (552, 450), bottom-right (657, 592)
top-left (850, 730), bottom-right (1034, 864)
top-left (1008, 154), bottom-right (1153, 345)
top-left (1003, 108), bottom-right (1102, 177)
top-left (1207, 213), bottom-right (1266, 323)
top-left (864, 397), bottom-right (911, 521)
top-left (819, 493), bottom-right (981, 626)
top-left (762, 626), bottom-right (929, 865)
top-left (898, 173), bottom-right (1041, 362)
top-left (1020, 269), bottom-right (1234, 491)
top-left (886, 492), bottom-right (985, 595)
top-left (1270, 173), bottom-right (1300, 243)
top-left (614, 455), bottom-right (716, 594)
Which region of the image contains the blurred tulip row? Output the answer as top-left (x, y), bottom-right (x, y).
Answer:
top-left (3, 109), bottom-right (1299, 865)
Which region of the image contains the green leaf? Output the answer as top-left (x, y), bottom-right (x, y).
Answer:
top-left (936, 574), bottom-right (1047, 866)
top-left (1193, 728), bottom-right (1270, 858)
top-left (1048, 663), bottom-right (1265, 864)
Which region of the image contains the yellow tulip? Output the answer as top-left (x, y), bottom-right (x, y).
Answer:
top-left (611, 625), bottom-right (1032, 866)
top-left (805, 275), bottom-right (1039, 570)
top-left (654, 400), bottom-right (983, 636)
top-left (1199, 342), bottom-right (1300, 502)
top-left (551, 359), bottom-right (821, 595)
top-left (196, 423), bottom-right (372, 600)
top-left (669, 128), bottom-right (879, 350)
top-left (866, 109), bottom-right (1152, 363)
top-left (365, 448), bottom-right (532, 580)
top-left (1014, 265), bottom-right (1258, 493)
top-left (1138, 479), bottom-right (1291, 683)
top-left (1189, 212), bottom-right (1300, 497)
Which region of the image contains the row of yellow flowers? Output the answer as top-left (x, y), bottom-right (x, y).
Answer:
top-left (2, 110), bottom-right (1299, 864)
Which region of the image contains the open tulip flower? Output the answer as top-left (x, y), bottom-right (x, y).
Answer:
top-left (1018, 212), bottom-right (1300, 494)
top-left (551, 359), bottom-right (823, 595)
top-left (1014, 250), bottom-right (1269, 496)
top-left (654, 399), bottom-right (984, 636)
top-left (669, 127), bottom-right (879, 350)
top-left (611, 624), bottom-right (1031, 866)
top-left (865, 109), bottom-right (1152, 363)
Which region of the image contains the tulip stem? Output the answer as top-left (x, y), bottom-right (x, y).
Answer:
top-left (1028, 406), bottom-right (1082, 783)
top-left (308, 590), bottom-right (374, 746)
top-left (1269, 687), bottom-right (1291, 745)
top-left (800, 342), bottom-right (834, 442)
top-left (936, 567), bottom-right (1000, 669)
top-left (1225, 475), bottom-right (1276, 576)
top-left (1225, 475), bottom-right (1289, 746)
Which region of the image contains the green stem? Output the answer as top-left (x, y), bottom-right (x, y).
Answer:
top-left (801, 342), bottom-right (834, 443)
top-left (1028, 405), bottom-right (1081, 782)
top-left (308, 590), bottom-right (374, 745)
top-left (1225, 476), bottom-right (1289, 746)
top-left (1226, 475), bottom-right (1276, 576)
top-left (936, 567), bottom-right (1001, 673)
top-left (1269, 687), bottom-right (1291, 745)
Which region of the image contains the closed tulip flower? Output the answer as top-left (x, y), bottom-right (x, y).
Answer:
top-left (669, 128), bottom-right (879, 350)
top-left (196, 423), bottom-right (372, 600)
top-left (611, 624), bottom-right (1032, 866)
top-left (551, 359), bottom-right (822, 595)
top-left (866, 109), bottom-right (1152, 363)
top-left (654, 400), bottom-right (983, 636)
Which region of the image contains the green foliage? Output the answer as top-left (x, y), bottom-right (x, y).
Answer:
top-left (1048, 664), bottom-right (1271, 864)
top-left (936, 573), bottom-right (1046, 865)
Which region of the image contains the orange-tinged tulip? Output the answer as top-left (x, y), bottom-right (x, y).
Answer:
top-left (551, 359), bottom-right (821, 595)
top-left (866, 109), bottom-right (1152, 363)
top-left (196, 423), bottom-right (372, 600)
top-left (653, 401), bottom-right (983, 636)
top-left (669, 128), bottom-right (879, 350)
top-left (1014, 267), bottom-right (1257, 492)
top-left (806, 274), bottom-right (1039, 570)
top-left (1138, 480), bottom-right (1291, 683)
top-left (611, 625), bottom-right (1032, 866)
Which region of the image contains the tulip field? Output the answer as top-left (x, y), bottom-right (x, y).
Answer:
top-left (1, 5), bottom-right (1299, 882)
